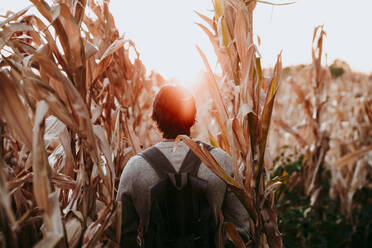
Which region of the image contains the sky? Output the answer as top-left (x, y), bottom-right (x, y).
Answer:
top-left (2, 0), bottom-right (372, 84)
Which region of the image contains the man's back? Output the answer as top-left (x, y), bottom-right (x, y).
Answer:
top-left (117, 141), bottom-right (250, 247)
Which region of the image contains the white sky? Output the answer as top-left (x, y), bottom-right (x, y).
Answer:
top-left (2, 0), bottom-right (372, 83)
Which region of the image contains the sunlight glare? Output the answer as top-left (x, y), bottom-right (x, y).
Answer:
top-left (175, 77), bottom-right (198, 93)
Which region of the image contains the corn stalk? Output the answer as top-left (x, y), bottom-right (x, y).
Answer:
top-left (0, 0), bottom-right (158, 246)
top-left (271, 25), bottom-right (372, 215)
top-left (188, 0), bottom-right (284, 247)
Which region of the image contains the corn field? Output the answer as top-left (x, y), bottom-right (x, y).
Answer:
top-left (0, 0), bottom-right (371, 247)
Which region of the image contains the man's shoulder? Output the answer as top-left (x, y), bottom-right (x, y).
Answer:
top-left (125, 142), bottom-right (171, 171)
top-left (184, 141), bottom-right (232, 166)
top-left (195, 142), bottom-right (232, 173)
top-left (209, 146), bottom-right (229, 156)
top-left (210, 147), bottom-right (232, 167)
top-left (125, 142), bottom-right (232, 174)
top-left (122, 153), bottom-right (148, 174)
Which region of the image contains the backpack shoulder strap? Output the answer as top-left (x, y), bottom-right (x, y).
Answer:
top-left (179, 141), bottom-right (215, 176)
top-left (139, 146), bottom-right (176, 178)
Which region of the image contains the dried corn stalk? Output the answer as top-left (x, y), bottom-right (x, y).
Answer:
top-left (188, 0), bottom-right (284, 247)
top-left (0, 0), bottom-right (160, 247)
top-left (269, 26), bottom-right (372, 213)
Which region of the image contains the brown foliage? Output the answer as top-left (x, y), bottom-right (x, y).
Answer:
top-left (0, 0), bottom-right (160, 246)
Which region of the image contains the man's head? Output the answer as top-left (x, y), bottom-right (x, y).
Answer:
top-left (152, 85), bottom-right (196, 139)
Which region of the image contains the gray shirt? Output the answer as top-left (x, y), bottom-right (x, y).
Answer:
top-left (117, 141), bottom-right (250, 247)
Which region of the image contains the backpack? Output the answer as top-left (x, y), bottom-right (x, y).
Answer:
top-left (139, 143), bottom-right (216, 248)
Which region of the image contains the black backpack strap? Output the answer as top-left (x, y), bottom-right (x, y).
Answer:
top-left (179, 149), bottom-right (201, 176)
top-left (139, 146), bottom-right (176, 178)
top-left (179, 141), bottom-right (215, 176)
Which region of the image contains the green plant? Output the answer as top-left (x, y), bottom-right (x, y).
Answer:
top-left (272, 147), bottom-right (372, 248)
top-left (329, 64), bottom-right (345, 78)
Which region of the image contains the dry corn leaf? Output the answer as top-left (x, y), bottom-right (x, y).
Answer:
top-left (93, 125), bottom-right (115, 196)
top-left (124, 116), bottom-right (142, 155)
top-left (32, 100), bottom-right (51, 212)
top-left (0, 71), bottom-right (33, 149)
top-left (31, 48), bottom-right (99, 164)
top-left (74, 0), bottom-right (87, 27)
top-left (274, 119), bottom-right (307, 147)
top-left (0, 5), bottom-right (31, 28)
top-left (224, 222), bottom-right (246, 248)
top-left (65, 211), bottom-right (83, 248)
top-left (334, 145), bottom-right (372, 168)
top-left (0, 159), bottom-right (18, 247)
top-left (93, 38), bottom-right (128, 81)
top-left (176, 135), bottom-right (257, 222)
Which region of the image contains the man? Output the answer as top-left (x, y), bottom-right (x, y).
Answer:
top-left (117, 85), bottom-right (249, 247)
